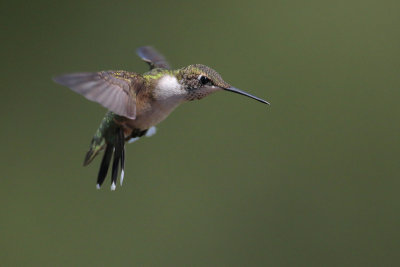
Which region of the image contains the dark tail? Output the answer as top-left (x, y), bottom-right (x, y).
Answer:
top-left (84, 112), bottom-right (126, 190)
top-left (96, 127), bottom-right (125, 190)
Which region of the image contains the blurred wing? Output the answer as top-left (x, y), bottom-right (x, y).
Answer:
top-left (53, 71), bottom-right (137, 119)
top-left (136, 46), bottom-right (170, 70)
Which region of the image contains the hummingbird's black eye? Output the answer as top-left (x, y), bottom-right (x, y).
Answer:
top-left (199, 75), bottom-right (210, 85)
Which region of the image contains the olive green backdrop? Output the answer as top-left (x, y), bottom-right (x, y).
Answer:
top-left (1, 0), bottom-right (399, 266)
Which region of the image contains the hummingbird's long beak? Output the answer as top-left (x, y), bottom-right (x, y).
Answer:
top-left (224, 87), bottom-right (270, 105)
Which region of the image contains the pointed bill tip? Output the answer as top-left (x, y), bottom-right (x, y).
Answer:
top-left (224, 87), bottom-right (270, 105)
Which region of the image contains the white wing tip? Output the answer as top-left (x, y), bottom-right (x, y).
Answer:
top-left (146, 126), bottom-right (157, 137)
top-left (111, 182), bottom-right (116, 191)
top-left (96, 184), bottom-right (101, 190)
top-left (128, 127), bottom-right (156, 144)
top-left (128, 137), bottom-right (139, 144)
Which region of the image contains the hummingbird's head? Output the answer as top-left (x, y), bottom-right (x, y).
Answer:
top-left (180, 64), bottom-right (269, 105)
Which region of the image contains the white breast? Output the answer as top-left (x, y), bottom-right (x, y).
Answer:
top-left (154, 75), bottom-right (186, 100)
top-left (128, 75), bottom-right (186, 130)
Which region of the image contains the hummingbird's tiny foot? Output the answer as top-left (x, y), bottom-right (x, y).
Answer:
top-left (111, 182), bottom-right (116, 191)
top-left (145, 126), bottom-right (157, 137)
top-left (128, 137), bottom-right (139, 144)
top-left (120, 169), bottom-right (125, 186)
top-left (96, 184), bottom-right (101, 190)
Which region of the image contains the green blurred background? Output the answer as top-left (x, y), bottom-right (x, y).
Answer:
top-left (1, 0), bottom-right (399, 266)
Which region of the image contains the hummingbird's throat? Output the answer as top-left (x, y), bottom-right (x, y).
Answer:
top-left (186, 85), bottom-right (220, 101)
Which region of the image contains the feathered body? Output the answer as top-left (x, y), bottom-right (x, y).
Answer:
top-left (53, 47), bottom-right (269, 190)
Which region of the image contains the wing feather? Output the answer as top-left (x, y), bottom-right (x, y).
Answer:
top-left (53, 71), bottom-right (137, 119)
top-left (136, 46), bottom-right (170, 70)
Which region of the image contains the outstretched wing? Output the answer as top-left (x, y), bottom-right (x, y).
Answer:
top-left (53, 71), bottom-right (137, 119)
top-left (136, 46), bottom-right (170, 70)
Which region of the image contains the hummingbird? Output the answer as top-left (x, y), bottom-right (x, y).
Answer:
top-left (53, 46), bottom-right (269, 190)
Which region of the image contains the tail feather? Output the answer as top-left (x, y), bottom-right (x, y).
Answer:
top-left (83, 138), bottom-right (105, 166)
top-left (83, 113), bottom-right (113, 166)
top-left (120, 146), bottom-right (125, 186)
top-left (84, 112), bottom-right (157, 190)
top-left (97, 144), bottom-right (114, 188)
top-left (111, 152), bottom-right (120, 190)
top-left (110, 128), bottom-right (124, 190)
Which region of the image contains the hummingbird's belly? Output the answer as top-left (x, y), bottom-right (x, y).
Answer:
top-left (124, 100), bottom-right (182, 131)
